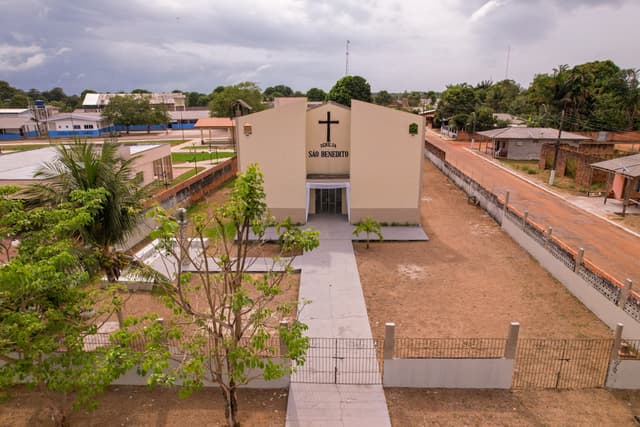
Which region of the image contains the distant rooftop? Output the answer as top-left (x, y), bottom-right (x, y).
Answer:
top-left (195, 117), bottom-right (234, 128)
top-left (592, 153), bottom-right (640, 179)
top-left (82, 92), bottom-right (186, 107)
top-left (477, 127), bottom-right (591, 141)
top-left (0, 108), bottom-right (30, 115)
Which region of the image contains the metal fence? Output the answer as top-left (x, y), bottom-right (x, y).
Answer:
top-left (394, 338), bottom-right (506, 359)
top-left (291, 337), bottom-right (383, 385)
top-left (513, 338), bottom-right (613, 389)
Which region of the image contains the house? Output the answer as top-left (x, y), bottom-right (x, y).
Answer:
top-left (45, 112), bottom-right (114, 138)
top-left (81, 92), bottom-right (186, 112)
top-left (236, 99), bottom-right (424, 224)
top-left (0, 144), bottom-right (172, 187)
top-left (476, 127), bottom-right (591, 160)
top-left (591, 153), bottom-right (640, 216)
top-left (493, 113), bottom-right (526, 127)
top-left (0, 108), bottom-right (40, 139)
top-left (168, 110), bottom-right (209, 129)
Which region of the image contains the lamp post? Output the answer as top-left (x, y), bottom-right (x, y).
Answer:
top-left (176, 208), bottom-right (188, 267)
top-left (209, 141), bottom-right (214, 164)
top-left (192, 142), bottom-right (198, 173)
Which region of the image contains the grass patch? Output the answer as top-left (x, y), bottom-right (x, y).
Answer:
top-left (0, 144), bottom-right (52, 152)
top-left (499, 159), bottom-right (541, 175)
top-left (172, 167), bottom-right (205, 185)
top-left (172, 152), bottom-right (235, 163)
top-left (180, 145), bottom-right (234, 151)
top-left (121, 139), bottom-right (188, 146)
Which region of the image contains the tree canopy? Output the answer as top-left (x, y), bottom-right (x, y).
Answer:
top-left (101, 95), bottom-right (170, 133)
top-left (263, 85), bottom-right (294, 101)
top-left (208, 82), bottom-right (264, 117)
top-left (327, 75), bottom-right (372, 107)
top-left (306, 87), bottom-right (326, 102)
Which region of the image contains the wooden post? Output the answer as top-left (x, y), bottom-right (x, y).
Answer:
top-left (522, 211), bottom-right (528, 230)
top-left (545, 226), bottom-right (553, 248)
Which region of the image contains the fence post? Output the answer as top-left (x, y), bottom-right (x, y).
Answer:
top-left (618, 279), bottom-right (633, 308)
top-left (502, 191), bottom-right (510, 224)
top-left (574, 247), bottom-right (584, 273)
top-left (610, 323), bottom-right (623, 362)
top-left (504, 322), bottom-right (520, 359)
top-left (522, 211), bottom-right (529, 230)
top-left (545, 226), bottom-right (553, 248)
top-left (384, 323), bottom-right (396, 360)
top-left (279, 320), bottom-right (289, 356)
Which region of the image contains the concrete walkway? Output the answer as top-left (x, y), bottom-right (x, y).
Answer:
top-left (286, 215), bottom-right (395, 427)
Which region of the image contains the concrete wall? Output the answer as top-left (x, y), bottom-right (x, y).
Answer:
top-left (607, 360), bottom-right (640, 389)
top-left (506, 139), bottom-right (543, 160)
top-left (237, 99), bottom-right (307, 223)
top-left (383, 358), bottom-right (513, 388)
top-left (306, 103), bottom-right (351, 176)
top-left (350, 100), bottom-right (423, 224)
top-left (501, 218), bottom-right (640, 338)
top-left (112, 358), bottom-right (290, 389)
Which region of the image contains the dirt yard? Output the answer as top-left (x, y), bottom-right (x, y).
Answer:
top-left (354, 160), bottom-right (611, 339)
top-left (0, 386), bottom-right (287, 427)
top-left (386, 388), bottom-right (640, 426)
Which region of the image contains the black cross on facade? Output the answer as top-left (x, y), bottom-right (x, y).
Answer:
top-left (319, 111), bottom-right (339, 142)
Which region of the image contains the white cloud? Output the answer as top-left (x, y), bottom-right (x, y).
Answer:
top-left (55, 47), bottom-right (72, 56)
top-left (0, 44), bottom-right (47, 72)
top-left (470, 0), bottom-right (510, 22)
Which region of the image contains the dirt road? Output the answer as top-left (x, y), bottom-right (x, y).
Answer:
top-left (425, 131), bottom-right (640, 286)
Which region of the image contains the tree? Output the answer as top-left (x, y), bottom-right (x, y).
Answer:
top-left (374, 90), bottom-right (393, 106)
top-left (138, 164), bottom-right (319, 427)
top-left (27, 141), bottom-right (147, 284)
top-left (435, 83), bottom-right (477, 124)
top-left (0, 186), bottom-right (138, 426)
top-left (263, 85), bottom-right (294, 101)
top-left (7, 93), bottom-right (29, 108)
top-left (327, 75), bottom-right (372, 106)
top-left (101, 95), bottom-right (140, 133)
top-left (353, 217), bottom-right (383, 249)
top-left (306, 88), bottom-right (326, 101)
top-left (209, 82), bottom-right (264, 117)
top-left (131, 88), bottom-right (151, 94)
top-left (141, 104), bottom-right (170, 134)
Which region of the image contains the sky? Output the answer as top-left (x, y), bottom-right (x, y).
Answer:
top-left (0, 0), bottom-right (639, 95)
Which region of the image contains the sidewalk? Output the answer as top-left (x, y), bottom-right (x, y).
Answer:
top-left (286, 214), bottom-right (392, 427)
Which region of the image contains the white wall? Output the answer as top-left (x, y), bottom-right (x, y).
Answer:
top-left (606, 360), bottom-right (640, 389)
top-left (383, 359), bottom-right (513, 388)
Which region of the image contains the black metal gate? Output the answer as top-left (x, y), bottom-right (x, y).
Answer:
top-left (513, 339), bottom-right (613, 388)
top-left (291, 338), bottom-right (382, 385)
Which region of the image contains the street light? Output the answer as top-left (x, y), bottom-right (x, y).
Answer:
top-left (192, 142), bottom-right (198, 173)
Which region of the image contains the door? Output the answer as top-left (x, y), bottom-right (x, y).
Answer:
top-left (315, 188), bottom-right (343, 214)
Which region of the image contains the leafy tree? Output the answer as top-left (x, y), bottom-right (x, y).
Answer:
top-left (306, 88), bottom-right (326, 102)
top-left (139, 164), bottom-right (319, 427)
top-left (101, 95), bottom-right (167, 133)
top-left (7, 93), bottom-right (29, 108)
top-left (353, 217), bottom-right (383, 249)
top-left (27, 141), bottom-right (148, 284)
top-left (327, 75), bottom-right (372, 107)
top-left (186, 91), bottom-right (210, 107)
top-left (0, 186), bottom-right (138, 426)
top-left (42, 87), bottom-right (67, 103)
top-left (131, 88), bottom-right (151, 94)
top-left (485, 80), bottom-right (522, 112)
top-left (209, 82), bottom-right (264, 117)
top-left (435, 83), bottom-right (477, 124)
top-left (374, 90), bottom-right (393, 106)
top-left (263, 85), bottom-right (294, 101)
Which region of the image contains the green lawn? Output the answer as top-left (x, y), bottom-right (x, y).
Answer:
top-left (0, 144), bottom-right (52, 152)
top-left (171, 152), bottom-right (235, 163)
top-left (172, 167), bottom-right (206, 185)
top-left (180, 145), bottom-right (235, 151)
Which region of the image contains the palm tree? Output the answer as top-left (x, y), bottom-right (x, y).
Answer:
top-left (27, 140), bottom-right (149, 284)
top-left (352, 217), bottom-right (383, 249)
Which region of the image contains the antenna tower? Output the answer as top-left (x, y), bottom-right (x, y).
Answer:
top-left (345, 40), bottom-right (350, 75)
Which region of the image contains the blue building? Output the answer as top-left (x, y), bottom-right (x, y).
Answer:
top-left (45, 112), bottom-right (114, 138)
top-left (0, 109), bottom-right (40, 140)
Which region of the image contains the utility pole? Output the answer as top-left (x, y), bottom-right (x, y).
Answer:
top-left (548, 109), bottom-right (565, 186)
top-left (470, 111), bottom-right (477, 148)
top-left (345, 40), bottom-right (350, 76)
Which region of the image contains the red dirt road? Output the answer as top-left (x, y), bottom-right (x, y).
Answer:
top-left (425, 131), bottom-right (640, 286)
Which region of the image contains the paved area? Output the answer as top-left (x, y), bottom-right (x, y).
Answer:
top-left (425, 130), bottom-right (640, 285)
top-left (286, 214), bottom-right (392, 427)
top-left (253, 214), bottom-right (429, 242)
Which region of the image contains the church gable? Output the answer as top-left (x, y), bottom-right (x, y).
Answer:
top-left (305, 103), bottom-right (351, 177)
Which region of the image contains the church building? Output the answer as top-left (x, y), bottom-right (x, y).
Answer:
top-left (236, 98), bottom-right (424, 225)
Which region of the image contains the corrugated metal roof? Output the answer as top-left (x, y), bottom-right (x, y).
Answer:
top-left (0, 147), bottom-right (59, 180)
top-left (45, 112), bottom-right (103, 122)
top-left (477, 127), bottom-right (591, 141)
top-left (0, 117), bottom-right (34, 129)
top-left (591, 153), bottom-right (640, 178)
top-left (169, 110), bottom-right (209, 120)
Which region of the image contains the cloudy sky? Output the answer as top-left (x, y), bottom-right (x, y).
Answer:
top-left (0, 0), bottom-right (638, 95)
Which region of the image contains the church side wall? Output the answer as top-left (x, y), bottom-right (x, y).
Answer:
top-left (237, 101), bottom-right (307, 223)
top-left (350, 100), bottom-right (423, 224)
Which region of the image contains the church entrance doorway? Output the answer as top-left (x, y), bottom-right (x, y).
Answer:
top-left (315, 188), bottom-right (342, 214)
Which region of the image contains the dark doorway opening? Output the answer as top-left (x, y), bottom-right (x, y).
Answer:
top-left (315, 188), bottom-right (343, 214)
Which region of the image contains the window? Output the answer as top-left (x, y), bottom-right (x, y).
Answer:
top-left (84, 124), bottom-right (94, 129)
top-left (73, 125), bottom-right (81, 130)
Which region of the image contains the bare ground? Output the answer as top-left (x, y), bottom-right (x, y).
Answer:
top-left (0, 386), bottom-right (287, 427)
top-left (354, 160), bottom-right (611, 339)
top-left (386, 388), bottom-right (640, 426)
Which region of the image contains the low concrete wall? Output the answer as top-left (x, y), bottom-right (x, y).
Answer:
top-left (112, 358), bottom-right (290, 389)
top-left (607, 360), bottom-right (640, 389)
top-left (502, 217), bottom-right (640, 338)
top-left (383, 358), bottom-right (513, 388)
